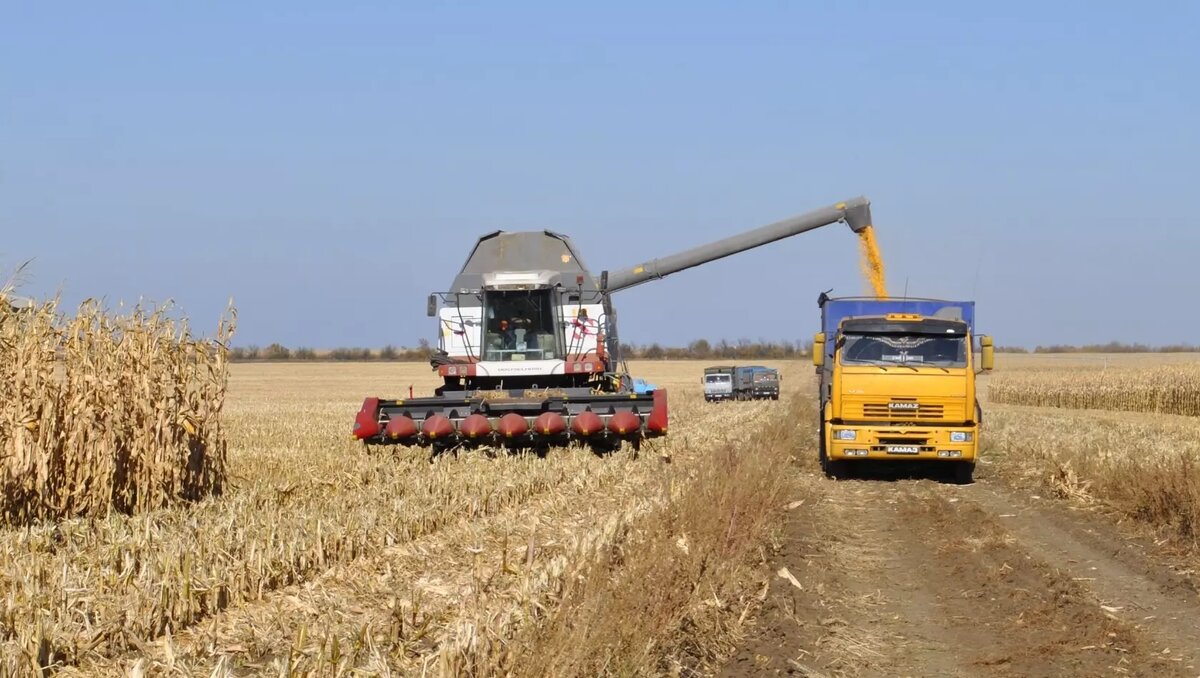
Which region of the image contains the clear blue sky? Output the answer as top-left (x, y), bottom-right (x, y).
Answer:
top-left (3, 2), bottom-right (1197, 348)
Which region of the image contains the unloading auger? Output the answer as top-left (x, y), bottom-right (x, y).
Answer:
top-left (352, 197), bottom-right (873, 450)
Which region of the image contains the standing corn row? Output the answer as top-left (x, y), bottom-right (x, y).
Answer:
top-left (988, 365), bottom-right (1200, 417)
top-left (1, 294), bottom-right (234, 524)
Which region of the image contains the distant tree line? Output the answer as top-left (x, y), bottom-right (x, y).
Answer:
top-left (993, 346), bottom-right (1031, 353)
top-left (230, 340), bottom-right (433, 362)
top-left (230, 339), bottom-right (1199, 362)
top-left (229, 338), bottom-right (812, 362)
top-left (619, 339), bottom-right (811, 360)
top-left (994, 342), bottom-right (1200, 354)
top-left (1027, 341), bottom-right (1200, 354)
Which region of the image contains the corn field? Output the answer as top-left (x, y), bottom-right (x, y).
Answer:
top-left (988, 363), bottom-right (1200, 417)
top-left (0, 360), bottom-right (804, 675)
top-left (0, 293), bottom-right (234, 524)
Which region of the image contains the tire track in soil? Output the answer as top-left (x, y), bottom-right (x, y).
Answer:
top-left (721, 472), bottom-right (1196, 677)
top-left (967, 481), bottom-right (1200, 670)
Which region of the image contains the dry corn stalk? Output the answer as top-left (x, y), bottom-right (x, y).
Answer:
top-left (989, 364), bottom-right (1200, 417)
top-left (0, 293), bottom-right (235, 524)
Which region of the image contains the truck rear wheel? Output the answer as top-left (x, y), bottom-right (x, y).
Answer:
top-left (818, 421), bottom-right (827, 468)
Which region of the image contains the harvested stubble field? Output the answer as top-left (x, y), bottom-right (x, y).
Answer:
top-left (8, 353), bottom-right (1200, 677)
top-left (1, 360), bottom-right (810, 676)
top-left (982, 353), bottom-right (1200, 550)
top-left (722, 352), bottom-right (1200, 676)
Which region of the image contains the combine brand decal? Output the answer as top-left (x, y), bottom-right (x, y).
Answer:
top-left (567, 304), bottom-right (604, 347)
top-left (571, 316), bottom-right (599, 341)
top-left (479, 360), bottom-right (564, 377)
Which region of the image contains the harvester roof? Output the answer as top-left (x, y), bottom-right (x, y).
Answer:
top-left (451, 231), bottom-right (600, 293)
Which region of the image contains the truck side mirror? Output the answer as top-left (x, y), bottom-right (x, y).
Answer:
top-left (427, 294), bottom-right (438, 317)
top-left (812, 332), bottom-right (826, 367)
top-left (980, 335), bottom-right (994, 371)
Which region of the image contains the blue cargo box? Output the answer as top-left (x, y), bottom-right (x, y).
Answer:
top-left (818, 298), bottom-right (976, 368)
top-left (820, 297), bottom-right (975, 337)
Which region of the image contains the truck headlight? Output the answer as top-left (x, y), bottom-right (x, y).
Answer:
top-left (836, 430), bottom-right (857, 441)
top-left (950, 431), bottom-right (973, 443)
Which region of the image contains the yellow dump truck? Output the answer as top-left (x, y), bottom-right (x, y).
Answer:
top-left (813, 297), bottom-right (994, 482)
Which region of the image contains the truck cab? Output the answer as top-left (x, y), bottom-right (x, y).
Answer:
top-left (748, 366), bottom-right (781, 400)
top-left (704, 366), bottom-right (735, 402)
top-left (814, 298), bottom-right (994, 482)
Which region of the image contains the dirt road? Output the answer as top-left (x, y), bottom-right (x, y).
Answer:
top-left (722, 463), bottom-right (1200, 677)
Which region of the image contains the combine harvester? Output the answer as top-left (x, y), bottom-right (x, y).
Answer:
top-left (353, 197), bottom-right (874, 450)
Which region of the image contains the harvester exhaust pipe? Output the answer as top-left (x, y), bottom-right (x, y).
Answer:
top-left (604, 196), bottom-right (872, 293)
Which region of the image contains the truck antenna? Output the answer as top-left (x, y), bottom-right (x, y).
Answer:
top-left (971, 249), bottom-right (983, 299)
top-left (902, 277), bottom-right (909, 302)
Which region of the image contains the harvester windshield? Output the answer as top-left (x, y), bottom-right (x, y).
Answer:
top-left (482, 290), bottom-right (562, 361)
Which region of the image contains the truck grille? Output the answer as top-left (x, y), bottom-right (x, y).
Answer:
top-left (857, 399), bottom-right (955, 421)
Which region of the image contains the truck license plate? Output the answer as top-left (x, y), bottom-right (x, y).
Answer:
top-left (886, 445), bottom-right (919, 455)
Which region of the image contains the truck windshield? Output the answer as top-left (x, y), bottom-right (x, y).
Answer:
top-left (841, 333), bottom-right (967, 368)
top-left (705, 375), bottom-right (731, 383)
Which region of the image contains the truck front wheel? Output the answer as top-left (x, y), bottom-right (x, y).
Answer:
top-left (824, 458), bottom-right (851, 479)
top-left (818, 426), bottom-right (849, 478)
top-left (951, 462), bottom-right (975, 484)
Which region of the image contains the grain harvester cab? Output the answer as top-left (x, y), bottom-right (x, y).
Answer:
top-left (431, 230), bottom-right (612, 391)
top-left (353, 197), bottom-right (874, 450)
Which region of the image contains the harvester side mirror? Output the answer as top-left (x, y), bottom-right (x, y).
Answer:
top-left (980, 335), bottom-right (994, 371)
top-left (427, 295), bottom-right (438, 317)
top-left (812, 332), bottom-right (825, 367)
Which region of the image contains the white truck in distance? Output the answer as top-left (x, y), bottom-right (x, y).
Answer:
top-left (704, 368), bottom-right (734, 401)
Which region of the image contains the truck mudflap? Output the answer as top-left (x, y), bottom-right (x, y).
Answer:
top-left (353, 388), bottom-right (668, 448)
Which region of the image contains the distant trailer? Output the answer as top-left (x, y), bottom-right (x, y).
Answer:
top-left (704, 365), bottom-right (780, 402)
